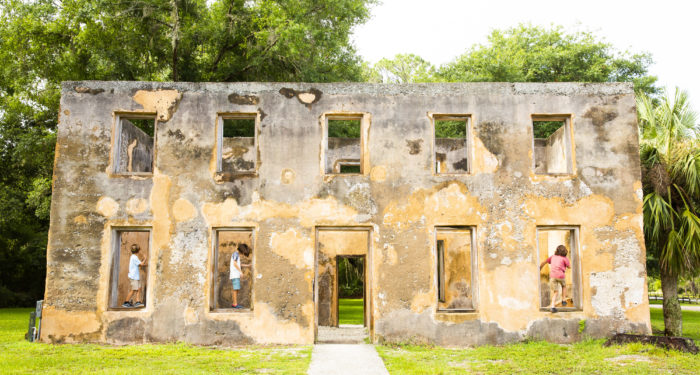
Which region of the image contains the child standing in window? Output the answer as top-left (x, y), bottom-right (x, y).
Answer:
top-left (539, 245), bottom-right (571, 313)
top-left (123, 244), bottom-right (147, 308)
top-left (230, 243), bottom-right (251, 309)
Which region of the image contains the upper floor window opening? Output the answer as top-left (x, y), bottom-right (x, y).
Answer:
top-left (322, 113), bottom-right (370, 176)
top-left (431, 114), bottom-right (471, 174)
top-left (217, 113), bottom-right (259, 175)
top-left (531, 115), bottom-right (574, 175)
top-left (112, 114), bottom-right (157, 175)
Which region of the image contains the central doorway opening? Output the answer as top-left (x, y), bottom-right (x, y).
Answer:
top-left (337, 256), bottom-right (365, 327)
top-left (315, 228), bottom-right (371, 344)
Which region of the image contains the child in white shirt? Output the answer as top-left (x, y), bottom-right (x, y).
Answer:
top-left (123, 244), bottom-right (147, 308)
top-left (230, 243), bottom-right (251, 308)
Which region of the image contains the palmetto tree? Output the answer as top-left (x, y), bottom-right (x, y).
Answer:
top-left (638, 88), bottom-right (700, 336)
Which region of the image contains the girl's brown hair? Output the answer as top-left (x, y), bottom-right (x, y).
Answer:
top-left (237, 243), bottom-right (251, 257)
top-left (130, 244), bottom-right (140, 254)
top-left (555, 245), bottom-right (568, 257)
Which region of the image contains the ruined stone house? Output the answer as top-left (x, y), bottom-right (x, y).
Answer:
top-left (42, 81), bottom-right (650, 345)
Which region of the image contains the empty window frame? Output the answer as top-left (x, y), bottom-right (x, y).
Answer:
top-left (532, 116), bottom-right (573, 175)
top-left (217, 114), bottom-right (258, 174)
top-left (211, 229), bottom-right (254, 311)
top-left (436, 227), bottom-right (476, 312)
top-left (108, 229), bottom-right (151, 309)
top-left (324, 114), bottom-right (366, 175)
top-left (432, 115), bottom-right (470, 174)
top-left (113, 114), bottom-right (156, 174)
top-left (537, 227), bottom-right (581, 310)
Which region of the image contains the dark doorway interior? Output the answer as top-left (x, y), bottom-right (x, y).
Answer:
top-left (336, 255), bottom-right (365, 326)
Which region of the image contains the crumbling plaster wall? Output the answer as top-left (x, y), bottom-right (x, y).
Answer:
top-left (43, 82), bottom-right (649, 346)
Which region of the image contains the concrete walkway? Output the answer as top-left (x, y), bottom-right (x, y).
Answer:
top-left (316, 325), bottom-right (367, 344)
top-left (307, 344), bottom-right (390, 375)
top-left (650, 304), bottom-right (700, 312)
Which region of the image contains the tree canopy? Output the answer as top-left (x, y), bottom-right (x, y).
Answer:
top-left (363, 53), bottom-right (436, 84)
top-left (438, 24), bottom-right (658, 95)
top-left (362, 25), bottom-right (657, 94)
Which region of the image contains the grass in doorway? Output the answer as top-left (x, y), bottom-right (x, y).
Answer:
top-left (338, 298), bottom-right (363, 325)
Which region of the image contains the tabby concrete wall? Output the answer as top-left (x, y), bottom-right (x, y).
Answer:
top-left (42, 81), bottom-right (650, 345)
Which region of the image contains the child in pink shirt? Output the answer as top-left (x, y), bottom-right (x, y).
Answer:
top-left (539, 245), bottom-right (571, 313)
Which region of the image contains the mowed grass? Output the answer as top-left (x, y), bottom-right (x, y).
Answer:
top-left (4, 304), bottom-right (700, 374)
top-left (338, 298), bottom-right (364, 325)
top-left (377, 340), bottom-right (700, 374)
top-left (0, 308), bottom-right (311, 374)
top-left (649, 299), bottom-right (698, 306)
top-left (377, 309), bottom-right (700, 375)
top-left (650, 308), bottom-right (700, 340)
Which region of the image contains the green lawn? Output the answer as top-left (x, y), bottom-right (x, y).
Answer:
top-left (338, 298), bottom-right (364, 325)
top-left (4, 305), bottom-right (700, 375)
top-left (650, 308), bottom-right (700, 340)
top-left (377, 340), bottom-right (700, 374)
top-left (377, 309), bottom-right (700, 375)
top-left (0, 308), bottom-right (311, 374)
top-left (649, 299), bottom-right (698, 306)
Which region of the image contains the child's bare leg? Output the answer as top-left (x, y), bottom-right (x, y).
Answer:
top-left (125, 290), bottom-right (135, 303)
top-left (233, 290), bottom-right (238, 306)
top-left (561, 286), bottom-right (566, 305)
top-left (550, 289), bottom-right (559, 308)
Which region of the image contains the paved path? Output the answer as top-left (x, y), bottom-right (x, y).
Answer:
top-left (650, 304), bottom-right (700, 312)
top-left (307, 344), bottom-right (390, 375)
top-left (316, 325), bottom-right (367, 344)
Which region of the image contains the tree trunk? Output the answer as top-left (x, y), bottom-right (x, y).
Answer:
top-left (660, 267), bottom-right (682, 336)
top-left (170, 0), bottom-right (180, 81)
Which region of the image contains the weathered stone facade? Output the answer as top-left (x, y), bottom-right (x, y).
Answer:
top-left (42, 81), bottom-right (650, 345)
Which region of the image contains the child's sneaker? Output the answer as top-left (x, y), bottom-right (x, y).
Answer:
top-left (231, 304), bottom-right (237, 308)
top-left (551, 307), bottom-right (557, 313)
top-left (562, 301), bottom-right (567, 306)
top-left (133, 301), bottom-right (144, 307)
top-left (122, 301), bottom-right (132, 308)
top-left (234, 305), bottom-right (244, 309)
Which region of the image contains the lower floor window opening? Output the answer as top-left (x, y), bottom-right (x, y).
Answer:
top-left (537, 227), bottom-right (581, 311)
top-left (211, 229), bottom-right (254, 311)
top-left (436, 226), bottom-right (476, 312)
top-left (109, 229), bottom-right (150, 310)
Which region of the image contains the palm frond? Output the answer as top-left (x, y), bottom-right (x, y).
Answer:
top-left (643, 192), bottom-right (675, 249)
top-left (639, 88), bottom-right (700, 277)
top-left (662, 229), bottom-right (684, 275)
top-left (658, 198), bottom-right (700, 274)
top-left (636, 93), bottom-right (656, 139)
top-left (677, 207), bottom-right (700, 269)
top-left (670, 146), bottom-right (700, 200)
